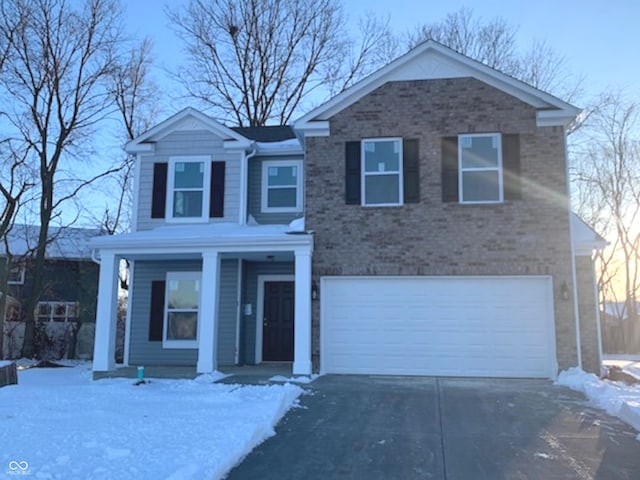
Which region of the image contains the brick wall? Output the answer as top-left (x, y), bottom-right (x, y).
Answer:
top-left (305, 77), bottom-right (582, 372)
top-left (575, 255), bottom-right (601, 374)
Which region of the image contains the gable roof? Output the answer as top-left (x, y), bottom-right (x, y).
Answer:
top-left (1, 224), bottom-right (101, 260)
top-left (125, 107), bottom-right (253, 153)
top-left (571, 214), bottom-right (608, 255)
top-left (294, 40), bottom-right (580, 136)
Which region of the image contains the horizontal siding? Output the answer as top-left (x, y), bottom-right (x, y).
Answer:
top-left (248, 156), bottom-right (304, 225)
top-left (136, 130), bottom-right (241, 231)
top-left (240, 261), bottom-right (294, 364)
top-left (128, 258), bottom-right (239, 366)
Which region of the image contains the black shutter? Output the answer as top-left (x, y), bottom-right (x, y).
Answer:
top-left (403, 139), bottom-right (420, 203)
top-left (441, 137), bottom-right (459, 203)
top-left (345, 141), bottom-right (361, 204)
top-left (149, 280), bottom-right (166, 341)
top-left (502, 134), bottom-right (521, 200)
top-left (151, 163), bottom-right (168, 218)
top-left (210, 161), bottom-right (226, 218)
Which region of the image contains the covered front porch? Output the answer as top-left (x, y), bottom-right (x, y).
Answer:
top-left (90, 223), bottom-right (314, 376)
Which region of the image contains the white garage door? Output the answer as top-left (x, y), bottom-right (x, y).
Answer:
top-left (321, 276), bottom-right (556, 378)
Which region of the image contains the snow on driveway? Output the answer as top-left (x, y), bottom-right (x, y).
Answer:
top-left (557, 367), bottom-right (640, 440)
top-left (0, 363), bottom-right (303, 479)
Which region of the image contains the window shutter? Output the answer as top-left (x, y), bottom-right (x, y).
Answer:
top-left (345, 141), bottom-right (361, 205)
top-left (502, 134), bottom-right (521, 200)
top-left (149, 280), bottom-right (165, 342)
top-left (210, 161), bottom-right (226, 218)
top-left (151, 163), bottom-right (168, 218)
top-left (403, 139), bottom-right (420, 203)
top-left (441, 137), bottom-right (459, 203)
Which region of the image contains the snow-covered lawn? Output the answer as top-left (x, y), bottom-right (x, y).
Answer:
top-left (557, 367), bottom-right (640, 440)
top-left (0, 363), bottom-right (303, 479)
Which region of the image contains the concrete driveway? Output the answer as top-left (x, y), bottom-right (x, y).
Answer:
top-left (226, 375), bottom-right (640, 480)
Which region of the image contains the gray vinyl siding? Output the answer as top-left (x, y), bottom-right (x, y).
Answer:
top-left (136, 130), bottom-right (241, 231)
top-left (247, 156), bottom-right (304, 225)
top-left (128, 258), bottom-right (239, 366)
top-left (240, 261), bottom-right (294, 364)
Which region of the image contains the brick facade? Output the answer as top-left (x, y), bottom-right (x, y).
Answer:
top-left (305, 77), bottom-right (584, 373)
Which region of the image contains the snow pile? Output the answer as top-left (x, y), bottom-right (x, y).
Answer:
top-left (0, 364), bottom-right (302, 479)
top-left (269, 374), bottom-right (319, 384)
top-left (557, 368), bottom-right (640, 434)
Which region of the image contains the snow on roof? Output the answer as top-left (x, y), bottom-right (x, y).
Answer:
top-left (255, 138), bottom-right (302, 155)
top-left (603, 302), bottom-right (639, 321)
top-left (90, 219), bottom-right (310, 251)
top-left (1, 224), bottom-right (101, 260)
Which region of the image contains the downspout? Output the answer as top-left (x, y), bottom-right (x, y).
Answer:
top-left (565, 132), bottom-right (583, 370)
top-left (239, 142), bottom-right (258, 225)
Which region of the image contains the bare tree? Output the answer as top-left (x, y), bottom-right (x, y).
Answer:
top-left (0, 0), bottom-right (129, 358)
top-left (103, 38), bottom-right (160, 237)
top-left (572, 92), bottom-right (640, 348)
top-left (407, 7), bottom-right (582, 102)
top-left (168, 0), bottom-right (393, 126)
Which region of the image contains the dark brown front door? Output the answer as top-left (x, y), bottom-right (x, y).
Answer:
top-left (262, 281), bottom-right (294, 361)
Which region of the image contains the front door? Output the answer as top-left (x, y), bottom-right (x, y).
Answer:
top-left (262, 281), bottom-right (294, 361)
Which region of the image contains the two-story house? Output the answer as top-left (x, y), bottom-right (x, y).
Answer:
top-left (91, 40), bottom-right (605, 379)
top-left (1, 224), bottom-right (100, 358)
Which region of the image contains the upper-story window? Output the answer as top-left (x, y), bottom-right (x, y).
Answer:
top-left (458, 133), bottom-right (503, 203)
top-left (361, 138), bottom-right (403, 206)
top-left (167, 156), bottom-right (211, 221)
top-left (8, 261), bottom-right (25, 285)
top-left (261, 160), bottom-right (303, 212)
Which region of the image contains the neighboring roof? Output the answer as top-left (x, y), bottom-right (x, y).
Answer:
top-left (571, 214), bottom-right (608, 255)
top-left (125, 107), bottom-right (252, 153)
top-left (0, 224), bottom-right (101, 260)
top-left (294, 40), bottom-right (581, 135)
top-left (231, 126), bottom-right (295, 142)
top-left (603, 302), bottom-right (639, 321)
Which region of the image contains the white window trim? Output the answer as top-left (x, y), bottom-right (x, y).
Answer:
top-left (8, 262), bottom-right (25, 285)
top-left (261, 159), bottom-right (303, 213)
top-left (166, 156), bottom-right (211, 223)
top-left (35, 301), bottom-right (79, 323)
top-left (361, 137), bottom-right (404, 207)
top-left (458, 133), bottom-right (504, 204)
top-left (163, 271), bottom-right (201, 349)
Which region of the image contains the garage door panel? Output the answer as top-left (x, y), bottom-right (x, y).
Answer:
top-left (321, 276), bottom-right (556, 378)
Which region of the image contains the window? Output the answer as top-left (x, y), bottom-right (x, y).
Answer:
top-left (8, 262), bottom-right (25, 285)
top-left (361, 138), bottom-right (403, 206)
top-left (167, 156), bottom-right (211, 221)
top-left (261, 160), bottom-right (303, 212)
top-left (163, 272), bottom-right (200, 348)
top-left (458, 133), bottom-right (503, 203)
top-left (36, 302), bottom-right (79, 323)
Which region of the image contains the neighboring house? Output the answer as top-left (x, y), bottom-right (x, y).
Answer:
top-left (91, 40), bottom-right (605, 379)
top-left (601, 301), bottom-right (640, 354)
top-left (0, 225), bottom-right (100, 358)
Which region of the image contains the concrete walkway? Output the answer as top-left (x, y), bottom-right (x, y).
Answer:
top-left (227, 375), bottom-right (640, 480)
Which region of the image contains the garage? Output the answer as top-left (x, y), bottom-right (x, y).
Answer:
top-left (320, 276), bottom-right (557, 378)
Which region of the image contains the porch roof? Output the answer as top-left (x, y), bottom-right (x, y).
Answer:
top-left (89, 222), bottom-right (313, 256)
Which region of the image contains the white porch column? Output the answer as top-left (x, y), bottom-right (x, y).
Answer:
top-left (93, 251), bottom-right (120, 372)
top-left (197, 251), bottom-right (220, 373)
top-left (293, 248), bottom-right (313, 375)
